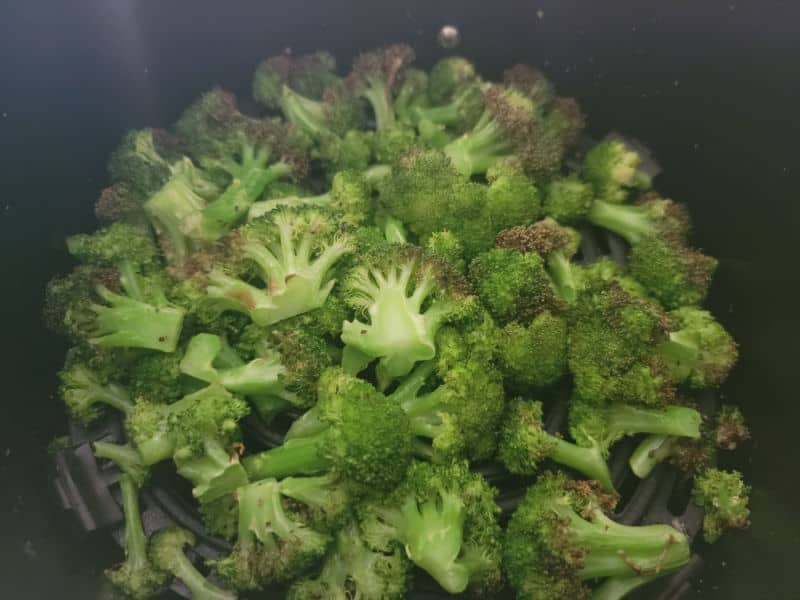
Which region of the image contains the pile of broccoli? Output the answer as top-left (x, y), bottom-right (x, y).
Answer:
top-left (45, 45), bottom-right (751, 599)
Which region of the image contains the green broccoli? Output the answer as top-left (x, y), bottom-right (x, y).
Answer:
top-left (359, 460), bottom-right (503, 595)
top-left (105, 475), bottom-right (169, 599)
top-left (94, 442), bottom-right (148, 487)
top-left (340, 244), bottom-right (475, 386)
top-left (242, 368), bottom-right (413, 490)
top-left (206, 207), bottom-right (354, 326)
top-left (692, 468), bottom-right (751, 543)
top-left (582, 139), bottom-right (652, 204)
top-left (107, 128), bottom-right (181, 198)
top-left (149, 527), bottom-right (236, 599)
top-left (504, 471), bottom-right (690, 599)
top-left (496, 311), bottom-right (568, 389)
top-left (287, 520), bottom-right (412, 600)
top-left (543, 175), bottom-right (595, 224)
top-left (58, 362), bottom-right (132, 426)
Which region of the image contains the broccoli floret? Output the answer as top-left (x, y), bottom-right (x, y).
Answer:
top-left (211, 478), bottom-right (330, 590)
top-left (543, 175), bottom-right (594, 224)
top-left (346, 44), bottom-right (416, 131)
top-left (629, 404), bottom-right (750, 479)
top-left (372, 125), bottom-right (418, 164)
top-left (252, 51), bottom-right (340, 108)
top-left (206, 208), bottom-right (354, 326)
top-left (94, 442), bottom-right (148, 487)
top-left (567, 275), bottom-right (674, 405)
top-left (317, 129), bottom-right (374, 173)
top-left (340, 244), bottom-right (475, 386)
top-left (248, 170), bottom-right (371, 226)
top-left (58, 362), bottom-right (132, 426)
top-left (107, 128), bottom-right (181, 197)
top-left (496, 311), bottom-right (568, 389)
top-left (105, 475), bottom-right (169, 599)
top-left (243, 368), bottom-right (413, 490)
top-left (628, 235), bottom-right (718, 309)
top-left (175, 87), bottom-right (310, 174)
top-left (495, 218), bottom-right (582, 303)
top-left (149, 527), bottom-right (236, 599)
top-left (427, 56), bottom-right (478, 104)
top-left (443, 83), bottom-right (583, 177)
top-left (504, 471), bottom-right (690, 599)
top-left (359, 460), bottom-right (502, 595)
top-left (692, 468), bottom-right (751, 543)
top-left (583, 139), bottom-right (651, 204)
top-left (126, 350), bottom-right (186, 403)
top-left (469, 247), bottom-right (557, 325)
top-left (377, 149), bottom-right (498, 257)
top-left (126, 384), bottom-right (250, 502)
top-left (413, 79), bottom-right (484, 132)
top-left (425, 230), bottom-right (466, 272)
top-left (503, 64), bottom-right (556, 105)
top-left (287, 520), bottom-right (412, 600)
top-left (658, 307), bottom-right (738, 387)
top-left (388, 327), bottom-right (506, 461)
top-left (393, 68), bottom-right (429, 124)
top-left (483, 160), bottom-right (542, 233)
top-left (180, 331), bottom-right (331, 421)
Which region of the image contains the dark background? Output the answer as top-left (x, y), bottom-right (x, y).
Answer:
top-left (1, 1), bottom-right (798, 597)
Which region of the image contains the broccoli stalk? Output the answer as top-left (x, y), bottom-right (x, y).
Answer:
top-left (243, 368), bottom-right (413, 490)
top-left (504, 472), bottom-right (690, 598)
top-left (105, 475), bottom-right (169, 599)
top-left (59, 363), bottom-right (133, 426)
top-left (287, 521), bottom-right (412, 600)
top-left (94, 442), bottom-right (148, 487)
top-left (212, 478), bottom-right (330, 590)
top-left (360, 460), bottom-right (502, 595)
top-left (207, 209), bottom-right (354, 326)
top-left (500, 399), bottom-right (701, 494)
top-left (586, 196), bottom-right (688, 246)
top-left (149, 528), bottom-right (236, 600)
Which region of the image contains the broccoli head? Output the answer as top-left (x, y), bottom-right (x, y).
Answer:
top-left (692, 468), bottom-right (751, 543)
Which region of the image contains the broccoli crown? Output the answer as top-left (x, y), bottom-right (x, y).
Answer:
top-left (108, 128), bottom-right (180, 197)
top-left (347, 44), bottom-right (416, 131)
top-left (497, 311), bottom-right (568, 389)
top-left (66, 222), bottom-right (160, 271)
top-left (360, 460), bottom-right (503, 595)
top-left (372, 126), bottom-right (417, 164)
top-left (503, 64), bottom-right (556, 106)
top-left (424, 230), bottom-right (466, 273)
top-left (149, 527), bottom-right (236, 599)
top-left (715, 404), bottom-right (750, 450)
top-left (389, 327), bottom-right (506, 462)
top-left (287, 521), bottom-right (412, 600)
top-left (126, 383), bottom-right (249, 467)
top-left (588, 194), bottom-right (691, 246)
top-left (317, 129), bottom-right (374, 173)
top-left (341, 244), bottom-right (475, 387)
top-left (504, 471), bottom-right (690, 599)
top-left (469, 247), bottom-right (557, 325)
top-left (567, 276), bottom-right (674, 405)
top-left (658, 307), bottom-right (738, 387)
top-left (126, 351), bottom-right (186, 403)
top-left (484, 167), bottom-right (542, 233)
top-left (377, 149), bottom-right (499, 258)
top-left (207, 207), bottom-right (354, 327)
top-left (105, 475), bottom-right (169, 599)
top-left (582, 139), bottom-right (652, 203)
top-left (692, 468), bottom-right (751, 543)
top-left (213, 478), bottom-right (331, 590)
top-left (252, 50), bottom-right (340, 109)
top-left (243, 369), bottom-right (414, 490)
top-left (427, 56), bottom-right (478, 104)
top-left (543, 176), bottom-right (594, 223)
top-left (628, 237), bottom-right (718, 309)
top-left (94, 182), bottom-right (144, 223)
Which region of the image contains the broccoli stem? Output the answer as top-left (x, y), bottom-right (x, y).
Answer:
top-left (168, 546), bottom-right (235, 600)
top-left (363, 164), bottom-right (391, 185)
top-left (628, 434), bottom-right (680, 478)
top-left (603, 405), bottom-right (701, 440)
top-left (242, 433), bottom-right (331, 480)
top-left (117, 259), bottom-right (144, 301)
top-left (250, 394), bottom-right (293, 422)
top-left (248, 192), bottom-right (329, 221)
top-left (414, 103), bottom-right (462, 126)
top-left (587, 199), bottom-right (655, 245)
top-left (362, 81), bottom-right (395, 131)
top-left (383, 216), bottom-right (408, 243)
top-left (284, 405), bottom-right (326, 440)
top-left (547, 251), bottom-right (580, 303)
top-left (443, 111), bottom-right (514, 176)
top-left (566, 510), bottom-right (690, 579)
top-left (549, 438), bottom-right (615, 494)
top-left (591, 572), bottom-right (665, 600)
top-left (118, 474), bottom-right (149, 571)
top-left (174, 439), bottom-right (249, 503)
top-left (83, 379), bottom-right (134, 415)
top-left (657, 331), bottom-right (702, 383)
top-left (201, 161), bottom-right (290, 239)
top-left (94, 442), bottom-right (146, 485)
